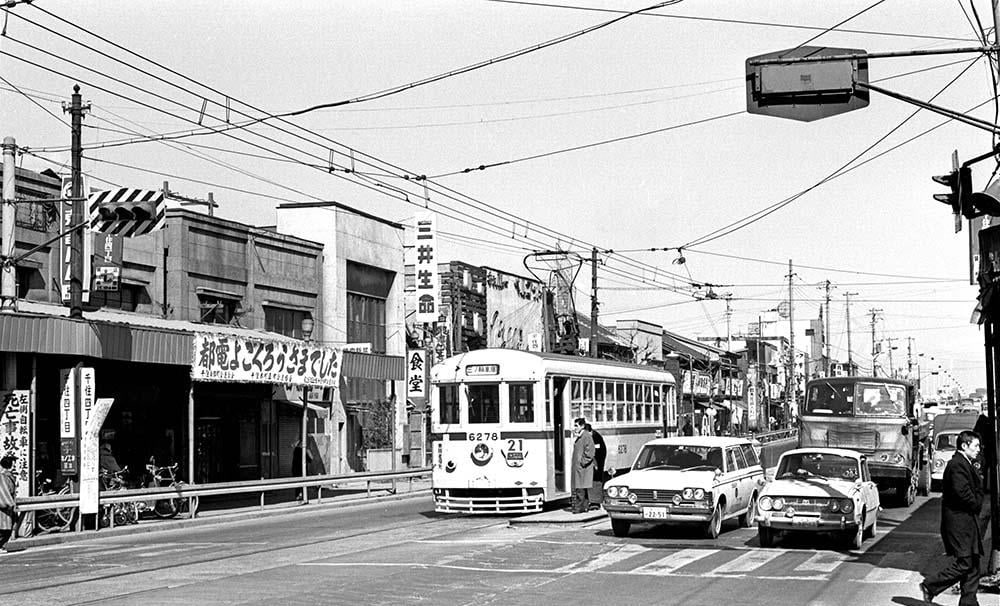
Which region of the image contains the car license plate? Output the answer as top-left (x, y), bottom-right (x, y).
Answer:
top-left (791, 517), bottom-right (819, 527)
top-left (642, 507), bottom-right (669, 520)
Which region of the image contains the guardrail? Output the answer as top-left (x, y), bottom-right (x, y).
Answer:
top-left (750, 428), bottom-right (799, 444)
top-left (15, 467), bottom-right (432, 533)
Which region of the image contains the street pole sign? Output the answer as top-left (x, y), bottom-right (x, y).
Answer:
top-left (79, 397), bottom-right (113, 515)
top-left (59, 368), bottom-right (77, 476)
top-left (746, 46), bottom-right (869, 122)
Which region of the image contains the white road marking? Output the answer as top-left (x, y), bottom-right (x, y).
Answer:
top-left (858, 567), bottom-right (920, 584)
top-left (554, 543), bottom-right (649, 573)
top-left (631, 548), bottom-right (716, 575)
top-left (794, 552), bottom-right (850, 573)
top-left (710, 549), bottom-right (784, 574)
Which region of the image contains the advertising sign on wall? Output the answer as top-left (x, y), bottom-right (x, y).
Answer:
top-left (485, 268), bottom-right (544, 350)
top-left (406, 350), bottom-right (426, 399)
top-left (413, 213), bottom-right (440, 324)
top-left (0, 390), bottom-right (31, 496)
top-left (191, 333), bottom-right (342, 387)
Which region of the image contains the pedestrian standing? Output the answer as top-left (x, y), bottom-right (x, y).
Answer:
top-left (681, 417), bottom-right (694, 436)
top-left (586, 423), bottom-right (606, 508)
top-left (921, 430), bottom-right (984, 606)
top-left (0, 455), bottom-right (17, 552)
top-left (570, 418), bottom-right (594, 514)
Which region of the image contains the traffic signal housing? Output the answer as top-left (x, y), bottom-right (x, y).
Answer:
top-left (932, 166), bottom-right (971, 217)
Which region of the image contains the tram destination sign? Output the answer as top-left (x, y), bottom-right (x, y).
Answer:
top-left (192, 333), bottom-right (342, 387)
top-left (465, 364), bottom-right (500, 376)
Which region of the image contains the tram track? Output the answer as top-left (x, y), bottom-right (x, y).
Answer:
top-left (2, 506), bottom-right (507, 602)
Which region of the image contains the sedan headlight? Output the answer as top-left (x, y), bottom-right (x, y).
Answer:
top-left (682, 488), bottom-right (695, 500)
top-left (771, 497), bottom-right (785, 511)
top-left (828, 499), bottom-right (840, 513)
top-left (934, 459), bottom-right (945, 469)
top-left (607, 486), bottom-right (619, 498)
top-left (759, 496), bottom-right (773, 511)
top-left (693, 488), bottom-right (705, 500)
top-left (628, 492), bottom-right (638, 504)
top-left (839, 499), bottom-right (854, 514)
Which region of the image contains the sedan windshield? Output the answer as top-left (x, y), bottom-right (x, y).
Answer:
top-left (633, 445), bottom-right (724, 471)
top-left (776, 453), bottom-right (859, 481)
top-left (936, 432), bottom-right (958, 450)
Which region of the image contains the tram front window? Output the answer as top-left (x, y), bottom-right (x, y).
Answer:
top-left (509, 383), bottom-right (534, 423)
top-left (439, 384), bottom-right (460, 425)
top-left (468, 383), bottom-right (500, 424)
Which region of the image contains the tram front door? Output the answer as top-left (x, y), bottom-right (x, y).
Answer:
top-left (552, 377), bottom-right (567, 492)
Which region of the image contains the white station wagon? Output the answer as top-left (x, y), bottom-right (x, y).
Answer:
top-left (603, 436), bottom-right (765, 538)
top-left (757, 447), bottom-right (880, 550)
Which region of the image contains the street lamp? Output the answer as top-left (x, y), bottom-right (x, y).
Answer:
top-left (298, 315), bottom-right (315, 500)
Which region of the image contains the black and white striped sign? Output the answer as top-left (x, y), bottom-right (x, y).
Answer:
top-left (88, 187), bottom-right (165, 237)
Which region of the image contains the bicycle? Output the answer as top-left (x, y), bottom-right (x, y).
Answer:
top-left (143, 457), bottom-right (194, 518)
top-left (99, 467), bottom-right (140, 528)
top-left (32, 471), bottom-right (76, 535)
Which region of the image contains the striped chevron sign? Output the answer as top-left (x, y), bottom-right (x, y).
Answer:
top-left (88, 187), bottom-right (166, 237)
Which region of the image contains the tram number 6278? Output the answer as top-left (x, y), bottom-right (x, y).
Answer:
top-left (469, 432), bottom-right (499, 441)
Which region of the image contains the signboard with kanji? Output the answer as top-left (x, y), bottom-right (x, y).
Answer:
top-left (413, 213), bottom-right (439, 324)
top-left (407, 350), bottom-right (426, 398)
top-left (192, 333), bottom-right (342, 387)
top-left (80, 397), bottom-right (113, 515)
top-left (92, 232), bottom-right (123, 292)
top-left (59, 368), bottom-right (77, 475)
top-left (0, 391), bottom-right (31, 497)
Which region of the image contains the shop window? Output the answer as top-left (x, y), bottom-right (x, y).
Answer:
top-left (439, 384), bottom-right (460, 424)
top-left (508, 383), bottom-right (533, 423)
top-left (15, 266), bottom-right (42, 299)
top-left (265, 306), bottom-right (311, 339)
top-left (347, 293), bottom-right (387, 353)
top-left (198, 294), bottom-right (240, 324)
top-left (91, 284), bottom-right (148, 312)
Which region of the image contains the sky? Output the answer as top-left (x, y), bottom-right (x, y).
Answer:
top-left (0, 0), bottom-right (994, 395)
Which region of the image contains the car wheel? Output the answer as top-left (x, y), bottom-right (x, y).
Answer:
top-left (740, 493), bottom-right (757, 528)
top-left (917, 464), bottom-right (931, 497)
top-left (611, 518), bottom-right (631, 538)
top-left (704, 502), bottom-right (723, 539)
top-left (847, 512), bottom-right (865, 550)
top-left (758, 526), bottom-right (775, 548)
top-left (900, 479), bottom-right (916, 507)
top-left (863, 509), bottom-right (877, 540)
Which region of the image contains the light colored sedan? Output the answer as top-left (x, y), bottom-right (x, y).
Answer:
top-left (757, 447), bottom-right (880, 550)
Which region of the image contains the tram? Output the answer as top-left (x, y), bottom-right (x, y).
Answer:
top-left (430, 348), bottom-right (677, 513)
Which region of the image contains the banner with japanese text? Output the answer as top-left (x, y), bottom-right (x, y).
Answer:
top-left (192, 333), bottom-right (342, 387)
top-left (0, 390), bottom-right (31, 497)
top-left (413, 212), bottom-right (439, 324)
top-left (406, 349), bottom-right (426, 399)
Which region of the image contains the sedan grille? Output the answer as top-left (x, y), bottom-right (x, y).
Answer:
top-left (629, 489), bottom-right (680, 502)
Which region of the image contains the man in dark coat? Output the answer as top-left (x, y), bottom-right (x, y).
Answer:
top-left (570, 417), bottom-right (594, 514)
top-left (586, 423), bottom-right (606, 508)
top-left (921, 430), bottom-right (984, 606)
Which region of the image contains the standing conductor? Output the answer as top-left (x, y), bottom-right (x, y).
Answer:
top-left (921, 430), bottom-right (984, 606)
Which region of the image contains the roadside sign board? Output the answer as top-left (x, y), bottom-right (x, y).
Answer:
top-left (79, 397), bottom-right (113, 515)
top-left (59, 368), bottom-right (77, 475)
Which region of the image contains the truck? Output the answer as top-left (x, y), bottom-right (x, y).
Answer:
top-left (799, 376), bottom-right (932, 506)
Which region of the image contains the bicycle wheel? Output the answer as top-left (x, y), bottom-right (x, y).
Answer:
top-left (153, 497), bottom-right (180, 519)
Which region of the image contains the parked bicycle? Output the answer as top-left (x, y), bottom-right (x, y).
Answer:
top-left (100, 467), bottom-right (140, 528)
top-left (33, 470), bottom-right (76, 535)
top-left (143, 457), bottom-right (194, 518)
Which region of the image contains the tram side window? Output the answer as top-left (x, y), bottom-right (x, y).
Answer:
top-left (570, 380), bottom-right (584, 419)
top-left (439, 384), bottom-right (460, 425)
top-left (468, 383), bottom-right (500, 424)
top-left (509, 383), bottom-right (534, 423)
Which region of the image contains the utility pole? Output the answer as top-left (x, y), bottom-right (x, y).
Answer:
top-left (987, 0), bottom-right (1000, 576)
top-left (883, 336), bottom-right (900, 378)
top-left (869, 308), bottom-right (883, 377)
top-left (907, 337), bottom-right (915, 380)
top-left (724, 295), bottom-right (732, 352)
top-left (589, 247), bottom-right (598, 358)
top-left (844, 292), bottom-right (857, 374)
top-left (1, 137), bottom-right (15, 312)
top-left (823, 280), bottom-right (833, 375)
top-left (786, 260), bottom-right (795, 427)
top-left (63, 85), bottom-right (89, 319)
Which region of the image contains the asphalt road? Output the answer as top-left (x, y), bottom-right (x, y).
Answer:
top-left (0, 493), bottom-right (982, 606)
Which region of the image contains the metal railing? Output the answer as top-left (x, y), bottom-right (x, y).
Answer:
top-left (751, 428), bottom-right (799, 444)
top-left (15, 467), bottom-right (432, 533)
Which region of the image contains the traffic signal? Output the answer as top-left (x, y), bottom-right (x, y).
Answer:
top-left (968, 177), bottom-right (1000, 218)
top-left (88, 187), bottom-right (165, 237)
top-left (931, 166), bottom-right (971, 217)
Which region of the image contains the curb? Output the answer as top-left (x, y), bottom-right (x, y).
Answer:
top-left (8, 488), bottom-right (432, 551)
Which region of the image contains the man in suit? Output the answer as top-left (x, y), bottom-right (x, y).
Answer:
top-left (570, 417), bottom-right (594, 514)
top-left (921, 430), bottom-right (984, 606)
top-left (586, 423), bottom-right (607, 508)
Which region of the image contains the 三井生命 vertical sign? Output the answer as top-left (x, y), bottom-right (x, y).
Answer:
top-left (414, 212), bottom-right (439, 324)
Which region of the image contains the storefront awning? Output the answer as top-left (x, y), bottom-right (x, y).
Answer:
top-left (342, 351), bottom-right (405, 380)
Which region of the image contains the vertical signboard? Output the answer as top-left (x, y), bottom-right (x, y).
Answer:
top-left (59, 368), bottom-right (77, 475)
top-left (406, 350), bottom-right (426, 399)
top-left (79, 397), bottom-right (113, 515)
top-left (414, 213), bottom-right (439, 324)
top-left (93, 232), bottom-right (123, 292)
top-left (745, 366), bottom-right (758, 430)
top-left (0, 391), bottom-right (31, 497)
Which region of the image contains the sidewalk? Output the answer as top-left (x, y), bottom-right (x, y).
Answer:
top-left (8, 478), bottom-right (431, 552)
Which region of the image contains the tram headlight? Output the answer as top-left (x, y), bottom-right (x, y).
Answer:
top-left (682, 488), bottom-right (694, 500)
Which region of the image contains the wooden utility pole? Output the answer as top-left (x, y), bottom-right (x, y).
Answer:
top-left (844, 292), bottom-right (858, 374)
top-left (786, 260), bottom-right (795, 427)
top-left (64, 85), bottom-right (89, 319)
top-left (589, 247), bottom-right (598, 357)
top-left (869, 308), bottom-right (883, 377)
top-left (823, 280), bottom-right (833, 375)
top-left (1, 137), bottom-right (15, 312)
